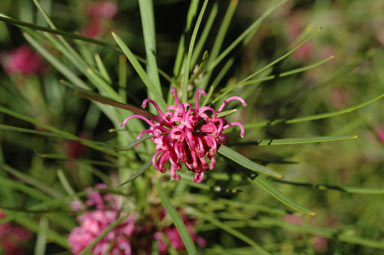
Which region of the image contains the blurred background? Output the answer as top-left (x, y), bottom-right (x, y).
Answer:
top-left (0, 0), bottom-right (383, 254)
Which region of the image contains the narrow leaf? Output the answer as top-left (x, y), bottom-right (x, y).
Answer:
top-left (112, 32), bottom-right (167, 110)
top-left (119, 158), bottom-right (152, 186)
top-left (228, 135), bottom-right (358, 146)
top-left (115, 135), bottom-right (156, 151)
top-left (245, 90), bottom-right (384, 129)
top-left (157, 183), bottom-right (197, 255)
top-left (218, 145), bottom-right (282, 178)
top-left (182, 0), bottom-right (209, 102)
top-left (0, 15), bottom-right (118, 50)
top-left (273, 179), bottom-right (384, 194)
top-left (95, 54), bottom-right (112, 83)
top-left (208, 0), bottom-right (288, 71)
top-left (192, 209), bottom-right (270, 255)
top-left (74, 90), bottom-right (155, 119)
top-left (252, 177), bottom-right (316, 215)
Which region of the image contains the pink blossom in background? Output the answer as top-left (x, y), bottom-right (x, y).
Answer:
top-left (65, 134), bottom-right (88, 168)
top-left (0, 212), bottom-right (31, 255)
top-left (286, 13), bottom-right (313, 61)
top-left (87, 1), bottom-right (118, 19)
top-left (121, 88), bottom-right (247, 182)
top-left (83, 1), bottom-right (117, 38)
top-left (312, 235), bottom-right (329, 252)
top-left (68, 184), bottom-right (135, 255)
top-left (155, 214), bottom-right (206, 254)
top-left (329, 88), bottom-right (349, 109)
top-left (2, 46), bottom-right (44, 76)
top-left (283, 214), bottom-right (305, 226)
top-left (83, 20), bottom-right (104, 38)
top-left (374, 125), bottom-right (384, 144)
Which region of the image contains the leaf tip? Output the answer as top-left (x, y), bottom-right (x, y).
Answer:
top-left (352, 135), bottom-right (359, 139)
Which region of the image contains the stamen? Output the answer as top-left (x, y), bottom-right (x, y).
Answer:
top-left (223, 122), bottom-right (245, 138)
top-left (121, 115), bottom-right (154, 127)
top-left (195, 88), bottom-right (207, 111)
top-left (218, 96), bottom-right (248, 112)
top-left (142, 99), bottom-right (165, 118)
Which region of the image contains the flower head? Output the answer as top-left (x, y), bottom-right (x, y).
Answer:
top-left (68, 184), bottom-right (135, 255)
top-left (122, 88), bottom-right (247, 182)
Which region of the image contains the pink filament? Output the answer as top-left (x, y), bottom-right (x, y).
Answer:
top-left (218, 96), bottom-right (248, 112)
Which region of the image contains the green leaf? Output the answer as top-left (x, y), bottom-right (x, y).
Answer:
top-left (112, 32), bottom-right (167, 110)
top-left (228, 135), bottom-right (358, 146)
top-left (239, 217), bottom-right (384, 249)
top-left (119, 158), bottom-right (152, 186)
top-left (34, 217), bottom-right (48, 255)
top-left (173, 0), bottom-right (199, 76)
top-left (238, 29), bottom-right (320, 85)
top-left (15, 216), bottom-right (69, 248)
top-left (115, 135), bottom-right (156, 151)
top-left (23, 33), bottom-right (89, 90)
top-left (252, 177), bottom-right (316, 216)
top-left (191, 2), bottom-right (218, 67)
top-left (272, 179), bottom-right (384, 194)
top-left (95, 54), bottom-right (112, 83)
top-left (208, 0), bottom-right (288, 71)
top-left (191, 209), bottom-right (270, 255)
top-left (118, 55), bottom-right (128, 99)
top-left (157, 183), bottom-right (197, 255)
top-left (0, 122), bottom-right (117, 157)
top-left (182, 0), bottom-right (209, 102)
top-left (74, 90), bottom-right (155, 119)
top-left (218, 145), bottom-right (282, 178)
top-left (2, 164), bottom-right (62, 199)
top-left (0, 15), bottom-right (118, 50)
top-left (37, 153), bottom-right (117, 168)
top-left (223, 55), bottom-right (335, 91)
top-left (202, 58), bottom-right (234, 106)
top-left (245, 90), bottom-right (384, 129)
top-left (138, 0), bottom-right (162, 94)
top-left (217, 109), bottom-right (238, 118)
top-left (198, 0), bottom-right (238, 90)
top-left (213, 27), bottom-right (320, 104)
top-left (0, 174), bottom-right (51, 201)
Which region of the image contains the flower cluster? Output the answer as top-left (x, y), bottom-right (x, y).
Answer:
top-left (68, 184), bottom-right (135, 255)
top-left (122, 88), bottom-right (247, 182)
top-left (69, 185), bottom-right (206, 254)
top-left (0, 212), bottom-right (31, 255)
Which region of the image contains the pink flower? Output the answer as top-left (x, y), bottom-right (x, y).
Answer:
top-left (121, 88), bottom-right (247, 182)
top-left (82, 1), bottom-right (117, 38)
top-left (286, 13), bottom-right (313, 61)
top-left (375, 125), bottom-right (384, 144)
top-left (87, 1), bottom-right (118, 19)
top-left (283, 214), bottom-right (305, 226)
top-left (2, 46), bottom-right (44, 76)
top-left (68, 184), bottom-right (135, 255)
top-left (312, 235), bottom-right (328, 252)
top-left (83, 20), bottom-right (104, 38)
top-left (155, 215), bottom-right (206, 254)
top-left (0, 212), bottom-right (31, 254)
